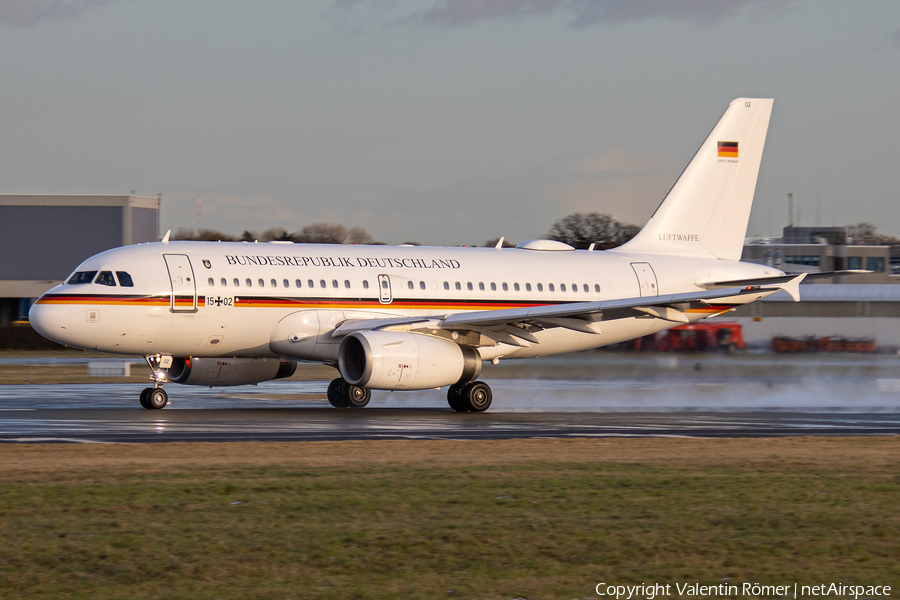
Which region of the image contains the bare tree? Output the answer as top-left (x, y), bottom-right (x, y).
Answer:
top-left (547, 213), bottom-right (640, 250)
top-left (260, 228), bottom-right (293, 242)
top-left (292, 223), bottom-right (375, 245)
top-left (172, 227), bottom-right (239, 241)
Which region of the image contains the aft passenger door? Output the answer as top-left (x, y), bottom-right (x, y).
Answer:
top-left (164, 254), bottom-right (197, 312)
top-left (631, 262), bottom-right (659, 297)
top-left (377, 274), bottom-right (392, 304)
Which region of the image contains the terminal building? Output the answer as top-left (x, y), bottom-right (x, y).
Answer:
top-left (0, 195), bottom-right (159, 327)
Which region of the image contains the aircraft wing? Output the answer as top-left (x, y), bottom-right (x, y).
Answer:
top-left (700, 270), bottom-right (870, 289)
top-left (332, 280), bottom-right (796, 343)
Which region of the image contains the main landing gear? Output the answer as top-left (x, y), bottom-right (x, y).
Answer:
top-left (327, 378), bottom-right (371, 408)
top-left (447, 381), bottom-right (492, 413)
top-left (139, 354), bottom-right (169, 410)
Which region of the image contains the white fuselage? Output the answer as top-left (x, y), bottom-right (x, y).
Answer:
top-left (30, 240), bottom-right (778, 362)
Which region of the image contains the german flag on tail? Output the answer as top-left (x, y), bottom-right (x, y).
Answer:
top-left (717, 141), bottom-right (738, 158)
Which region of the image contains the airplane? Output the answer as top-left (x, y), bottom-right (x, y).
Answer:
top-left (30, 97), bottom-right (807, 412)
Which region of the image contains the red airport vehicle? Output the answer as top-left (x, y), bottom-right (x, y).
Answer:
top-left (624, 322), bottom-right (745, 353)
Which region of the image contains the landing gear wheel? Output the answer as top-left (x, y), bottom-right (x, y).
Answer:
top-left (462, 381), bottom-right (492, 413)
top-left (327, 378), bottom-right (371, 408)
top-left (447, 384), bottom-right (468, 412)
top-left (147, 388), bottom-right (168, 410)
top-left (344, 384), bottom-right (371, 408)
top-left (327, 379), bottom-right (348, 408)
top-left (139, 388), bottom-right (153, 409)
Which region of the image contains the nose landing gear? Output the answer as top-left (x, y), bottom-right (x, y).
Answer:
top-left (140, 354), bottom-right (170, 410)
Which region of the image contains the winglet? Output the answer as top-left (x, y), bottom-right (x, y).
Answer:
top-left (161, 230), bottom-right (171, 244)
top-left (781, 273), bottom-right (806, 302)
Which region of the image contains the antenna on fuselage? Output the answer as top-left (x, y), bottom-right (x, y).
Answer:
top-left (161, 230), bottom-right (171, 244)
top-left (494, 237), bottom-right (504, 250)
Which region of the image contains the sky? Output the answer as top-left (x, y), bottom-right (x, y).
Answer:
top-left (1, 0), bottom-right (899, 245)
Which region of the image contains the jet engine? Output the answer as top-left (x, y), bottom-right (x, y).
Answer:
top-left (338, 331), bottom-right (481, 390)
top-left (166, 357), bottom-right (297, 386)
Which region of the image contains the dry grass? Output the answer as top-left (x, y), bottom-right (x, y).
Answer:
top-left (1, 438), bottom-right (899, 599)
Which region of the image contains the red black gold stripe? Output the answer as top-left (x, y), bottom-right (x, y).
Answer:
top-left (717, 141), bottom-right (738, 158)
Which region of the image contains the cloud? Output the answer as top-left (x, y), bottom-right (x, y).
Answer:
top-left (338, 0), bottom-right (790, 30)
top-left (0, 0), bottom-right (119, 27)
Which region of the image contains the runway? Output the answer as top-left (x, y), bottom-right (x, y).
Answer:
top-left (0, 407), bottom-right (898, 443)
top-left (2, 351), bottom-right (900, 442)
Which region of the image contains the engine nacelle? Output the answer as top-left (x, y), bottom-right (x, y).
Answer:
top-left (167, 357), bottom-right (297, 386)
top-left (338, 331), bottom-right (481, 391)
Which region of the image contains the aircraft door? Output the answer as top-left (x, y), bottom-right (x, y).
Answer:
top-left (377, 274), bottom-right (392, 304)
top-left (164, 254), bottom-right (197, 312)
top-left (631, 262), bottom-right (659, 297)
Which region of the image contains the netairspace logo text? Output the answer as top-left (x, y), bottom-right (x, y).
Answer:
top-left (596, 583), bottom-right (892, 599)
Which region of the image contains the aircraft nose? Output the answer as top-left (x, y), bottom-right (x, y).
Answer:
top-left (29, 300), bottom-right (71, 345)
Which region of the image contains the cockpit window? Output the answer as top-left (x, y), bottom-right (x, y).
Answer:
top-left (67, 271), bottom-right (97, 285)
top-left (95, 271), bottom-right (117, 286)
top-left (115, 271), bottom-right (134, 287)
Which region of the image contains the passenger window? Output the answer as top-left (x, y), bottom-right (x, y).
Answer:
top-left (381, 280), bottom-right (388, 289)
top-left (455, 282), bottom-right (461, 290)
top-left (258, 278), bottom-right (265, 287)
top-left (490, 283), bottom-right (496, 291)
top-left (502, 283), bottom-right (508, 291)
top-left (233, 278), bottom-right (240, 287)
top-left (537, 283), bottom-right (543, 292)
top-left (221, 278), bottom-right (227, 286)
top-left (320, 280), bottom-right (327, 288)
top-left (583, 284), bottom-right (589, 292)
top-left (407, 281), bottom-right (414, 290)
top-left (246, 279), bottom-right (252, 287)
top-left (332, 280), bottom-right (338, 288)
top-left (444, 281), bottom-right (450, 290)
top-left (271, 279), bottom-right (278, 287)
top-left (478, 282), bottom-right (485, 291)
top-left (560, 284), bottom-right (566, 292)
top-left (549, 284), bottom-right (555, 292)
top-left (514, 283), bottom-right (520, 291)
top-left (95, 271), bottom-right (116, 286)
top-left (283, 279), bottom-right (289, 288)
top-left (308, 279), bottom-right (314, 288)
top-left (208, 278), bottom-right (215, 286)
top-left (295, 279), bottom-right (302, 288)
top-left (116, 271), bottom-right (134, 287)
top-left (419, 281), bottom-right (426, 290)
top-left (67, 271), bottom-right (97, 285)
top-left (594, 284), bottom-right (600, 293)
top-left (525, 283), bottom-right (532, 292)
top-left (466, 282), bottom-right (473, 291)
top-left (363, 280), bottom-right (369, 289)
top-left (344, 280), bottom-right (351, 288)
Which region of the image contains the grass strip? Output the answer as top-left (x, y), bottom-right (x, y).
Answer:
top-left (0, 438), bottom-right (898, 599)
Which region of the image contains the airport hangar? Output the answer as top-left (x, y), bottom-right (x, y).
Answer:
top-left (0, 195), bottom-right (159, 330)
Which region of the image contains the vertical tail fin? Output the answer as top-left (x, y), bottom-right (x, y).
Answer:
top-left (615, 98), bottom-right (774, 261)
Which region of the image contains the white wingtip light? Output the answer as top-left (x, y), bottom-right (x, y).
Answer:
top-left (161, 230), bottom-right (171, 244)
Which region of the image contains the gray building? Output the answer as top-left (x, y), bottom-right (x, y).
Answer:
top-left (742, 226), bottom-right (896, 284)
top-left (0, 195), bottom-right (159, 325)
top-left (730, 284), bottom-right (900, 347)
